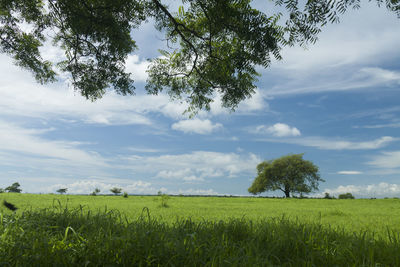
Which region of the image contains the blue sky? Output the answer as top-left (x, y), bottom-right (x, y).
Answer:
top-left (0, 2), bottom-right (399, 197)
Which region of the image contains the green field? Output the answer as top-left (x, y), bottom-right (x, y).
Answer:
top-left (1, 193), bottom-right (400, 266)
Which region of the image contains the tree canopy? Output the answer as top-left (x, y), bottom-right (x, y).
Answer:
top-left (1, 0), bottom-right (399, 112)
top-left (56, 188), bottom-right (68, 194)
top-left (5, 182), bottom-right (22, 193)
top-left (248, 154), bottom-right (323, 197)
top-left (110, 187), bottom-right (122, 195)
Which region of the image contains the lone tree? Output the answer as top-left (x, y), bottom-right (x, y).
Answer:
top-left (91, 188), bottom-right (101, 196)
top-left (248, 154), bottom-right (324, 198)
top-left (56, 188), bottom-right (68, 194)
top-left (0, 0), bottom-right (398, 113)
top-left (110, 187), bottom-right (122, 196)
top-left (5, 182), bottom-right (22, 193)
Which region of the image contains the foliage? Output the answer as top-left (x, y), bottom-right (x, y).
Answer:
top-left (5, 182), bottom-right (22, 193)
top-left (123, 192), bottom-right (129, 198)
top-left (159, 193), bottom-right (170, 208)
top-left (0, 206), bottom-right (400, 266)
top-left (56, 188), bottom-right (67, 194)
top-left (249, 154), bottom-right (324, 198)
top-left (1, 0), bottom-right (398, 113)
top-left (110, 187), bottom-right (122, 196)
top-left (324, 192), bottom-right (335, 199)
top-left (338, 192), bottom-right (355, 199)
top-left (0, 188), bottom-right (4, 193)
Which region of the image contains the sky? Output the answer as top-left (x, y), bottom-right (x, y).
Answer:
top-left (0, 2), bottom-right (399, 198)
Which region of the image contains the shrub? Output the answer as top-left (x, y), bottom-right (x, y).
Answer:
top-left (123, 192), bottom-right (128, 198)
top-left (160, 194), bottom-right (170, 208)
top-left (338, 193), bottom-right (355, 199)
top-left (324, 192), bottom-right (335, 199)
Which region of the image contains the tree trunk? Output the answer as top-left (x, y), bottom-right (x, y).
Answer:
top-left (284, 188), bottom-right (290, 198)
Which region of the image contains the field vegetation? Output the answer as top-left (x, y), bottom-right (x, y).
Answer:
top-left (1, 193), bottom-right (399, 266)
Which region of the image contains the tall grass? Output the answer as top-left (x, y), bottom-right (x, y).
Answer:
top-left (1, 206), bottom-right (399, 266)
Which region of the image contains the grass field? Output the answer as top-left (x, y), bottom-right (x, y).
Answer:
top-left (1, 193), bottom-right (400, 266)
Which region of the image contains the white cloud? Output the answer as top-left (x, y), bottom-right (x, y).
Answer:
top-left (368, 151), bottom-right (400, 169)
top-left (194, 89), bottom-right (268, 118)
top-left (259, 136), bottom-right (397, 150)
top-left (359, 67), bottom-right (400, 85)
top-left (123, 151), bottom-right (261, 180)
top-left (45, 180), bottom-right (155, 194)
top-left (261, 2), bottom-right (400, 97)
top-left (125, 54), bottom-right (150, 82)
top-left (171, 119), bottom-right (223, 134)
top-left (127, 147), bottom-right (164, 153)
top-left (358, 122), bottom-right (400, 129)
top-left (337, 171), bottom-right (363, 175)
top-left (322, 182), bottom-right (400, 198)
top-left (255, 123), bottom-right (301, 137)
top-left (0, 120), bottom-right (106, 167)
top-left (0, 56), bottom-right (153, 125)
top-left (156, 169), bottom-right (192, 179)
top-left (265, 67), bottom-right (400, 96)
top-left (182, 176), bottom-right (205, 182)
top-left (175, 188), bottom-right (219, 195)
top-left (272, 3), bottom-right (400, 73)
top-left (0, 53), bottom-right (268, 126)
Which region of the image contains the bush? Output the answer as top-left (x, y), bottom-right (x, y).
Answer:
top-left (324, 192), bottom-right (335, 199)
top-left (160, 194), bottom-right (170, 207)
top-left (123, 192), bottom-right (128, 198)
top-left (338, 193), bottom-right (355, 199)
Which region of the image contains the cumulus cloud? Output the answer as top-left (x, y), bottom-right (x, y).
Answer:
top-left (125, 55), bottom-right (150, 82)
top-left (45, 179), bottom-right (220, 195)
top-left (322, 183), bottom-right (400, 198)
top-left (207, 89), bottom-right (267, 116)
top-left (124, 151), bottom-right (261, 181)
top-left (255, 123), bottom-right (301, 137)
top-left (337, 171), bottom-right (363, 175)
top-left (46, 180), bottom-right (155, 194)
top-left (171, 119), bottom-right (223, 134)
